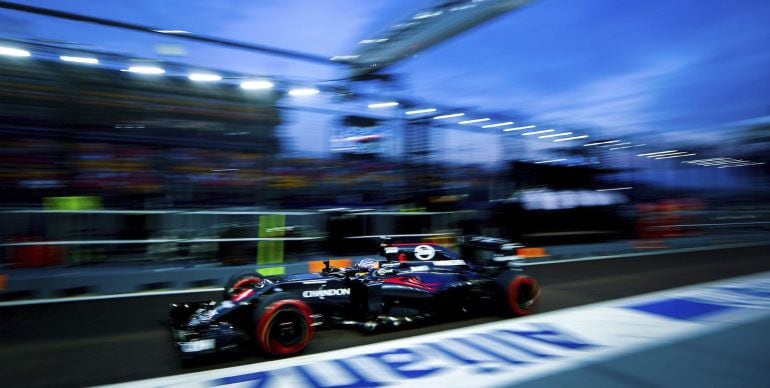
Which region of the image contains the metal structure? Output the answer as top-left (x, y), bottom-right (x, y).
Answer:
top-left (340, 0), bottom-right (535, 77)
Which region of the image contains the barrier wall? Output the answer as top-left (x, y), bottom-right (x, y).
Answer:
top-left (0, 209), bottom-right (476, 267)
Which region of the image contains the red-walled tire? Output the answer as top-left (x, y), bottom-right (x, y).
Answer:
top-left (223, 271), bottom-right (264, 300)
top-left (496, 271), bottom-right (541, 316)
top-left (253, 292), bottom-right (314, 357)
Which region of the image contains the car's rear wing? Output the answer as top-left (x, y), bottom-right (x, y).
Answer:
top-left (377, 235), bottom-right (525, 269)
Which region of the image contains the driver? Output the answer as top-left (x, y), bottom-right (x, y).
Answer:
top-left (355, 258), bottom-right (379, 273)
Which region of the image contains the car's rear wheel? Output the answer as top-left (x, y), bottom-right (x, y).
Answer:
top-left (223, 271), bottom-right (264, 300)
top-left (497, 271), bottom-right (540, 316)
top-left (253, 292), bottom-right (314, 357)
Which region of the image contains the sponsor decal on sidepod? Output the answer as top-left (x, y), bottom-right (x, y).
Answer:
top-left (302, 288), bottom-right (351, 298)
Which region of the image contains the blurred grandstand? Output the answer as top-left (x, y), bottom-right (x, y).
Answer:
top-left (0, 0), bottom-right (766, 269)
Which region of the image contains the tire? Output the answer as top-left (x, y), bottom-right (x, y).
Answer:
top-left (253, 292), bottom-right (314, 357)
top-left (223, 271), bottom-right (264, 300)
top-left (496, 271), bottom-right (540, 316)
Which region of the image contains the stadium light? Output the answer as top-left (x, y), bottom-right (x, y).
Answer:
top-left (553, 135), bottom-right (589, 142)
top-left (718, 162), bottom-right (765, 168)
top-left (0, 46), bottom-right (31, 57)
top-left (153, 29), bottom-right (192, 34)
top-left (405, 108), bottom-right (437, 115)
top-left (240, 80), bottom-right (274, 90)
top-left (539, 132), bottom-right (573, 139)
top-left (654, 153), bottom-right (695, 159)
top-left (188, 73), bottom-right (222, 82)
top-left (360, 38), bottom-right (389, 44)
top-left (522, 129), bottom-right (554, 136)
top-left (584, 140), bottom-right (620, 146)
top-left (458, 118), bottom-right (490, 124)
top-left (330, 55), bottom-right (360, 61)
top-left (288, 87), bottom-right (320, 96)
top-left (601, 142), bottom-right (630, 147)
top-left (59, 55), bottom-right (99, 65)
top-left (502, 125), bottom-right (536, 132)
top-left (481, 122), bottom-right (514, 128)
top-left (637, 150), bottom-right (678, 157)
top-left (125, 66), bottom-right (165, 74)
top-left (597, 187), bottom-right (632, 191)
top-left (609, 144), bottom-right (646, 150)
top-left (433, 113), bottom-right (464, 120)
top-left (368, 101), bottom-right (399, 109)
top-left (534, 159), bottom-right (566, 164)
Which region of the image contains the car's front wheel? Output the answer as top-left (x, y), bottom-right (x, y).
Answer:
top-left (496, 271), bottom-right (541, 316)
top-left (253, 292), bottom-right (314, 357)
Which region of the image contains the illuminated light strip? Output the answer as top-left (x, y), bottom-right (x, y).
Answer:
top-left (112, 271), bottom-right (770, 388)
top-left (637, 150), bottom-right (679, 157)
top-left (240, 80), bottom-right (274, 90)
top-left (718, 162), bottom-right (765, 168)
top-left (502, 125), bottom-right (536, 132)
top-left (59, 55), bottom-right (99, 64)
top-left (330, 55), bottom-right (360, 61)
top-left (684, 158), bottom-right (730, 165)
top-left (597, 187), bottom-right (632, 191)
top-left (288, 88), bottom-right (320, 96)
top-left (188, 73), bottom-right (222, 82)
top-left (652, 153), bottom-right (695, 160)
top-left (522, 129), bottom-right (554, 136)
top-left (687, 157), bottom-right (765, 167)
top-left (405, 108), bottom-right (437, 115)
top-left (609, 144), bottom-right (646, 150)
top-left (124, 66), bottom-right (165, 74)
top-left (647, 151), bottom-right (688, 159)
top-left (600, 142), bottom-right (630, 147)
top-left (458, 118), bottom-right (490, 124)
top-left (553, 135), bottom-right (589, 142)
top-left (433, 113), bottom-right (465, 119)
top-left (539, 132), bottom-right (573, 139)
top-left (0, 46), bottom-right (31, 57)
top-left (153, 29), bottom-right (191, 34)
top-left (359, 38), bottom-right (389, 44)
top-left (584, 140), bottom-right (620, 146)
top-left (534, 158), bottom-right (567, 164)
top-left (481, 121), bottom-right (514, 128)
top-left (368, 101), bottom-right (399, 108)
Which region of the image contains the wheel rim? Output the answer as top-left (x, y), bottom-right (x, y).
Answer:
top-left (256, 300), bottom-right (314, 356)
top-left (269, 310), bottom-right (306, 348)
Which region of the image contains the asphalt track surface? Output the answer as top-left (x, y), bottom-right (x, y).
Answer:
top-left (1, 245), bottom-right (769, 388)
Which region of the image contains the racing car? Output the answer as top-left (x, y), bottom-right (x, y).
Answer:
top-left (169, 236), bottom-right (540, 359)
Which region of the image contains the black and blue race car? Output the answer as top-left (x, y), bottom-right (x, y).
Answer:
top-left (169, 236), bottom-right (540, 359)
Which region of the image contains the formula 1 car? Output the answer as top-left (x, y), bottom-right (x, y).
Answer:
top-left (169, 236), bottom-right (540, 359)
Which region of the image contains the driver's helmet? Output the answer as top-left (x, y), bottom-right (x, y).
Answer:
top-left (356, 258), bottom-right (379, 272)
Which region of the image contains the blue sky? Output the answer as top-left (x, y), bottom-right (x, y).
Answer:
top-left (397, 0), bottom-right (770, 140)
top-left (2, 0), bottom-right (770, 163)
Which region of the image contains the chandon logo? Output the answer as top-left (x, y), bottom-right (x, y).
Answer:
top-left (302, 288), bottom-right (351, 298)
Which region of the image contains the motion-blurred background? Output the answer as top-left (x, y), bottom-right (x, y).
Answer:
top-left (0, 0), bottom-right (768, 269)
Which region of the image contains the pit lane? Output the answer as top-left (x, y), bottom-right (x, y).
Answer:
top-left (1, 245), bottom-right (768, 388)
